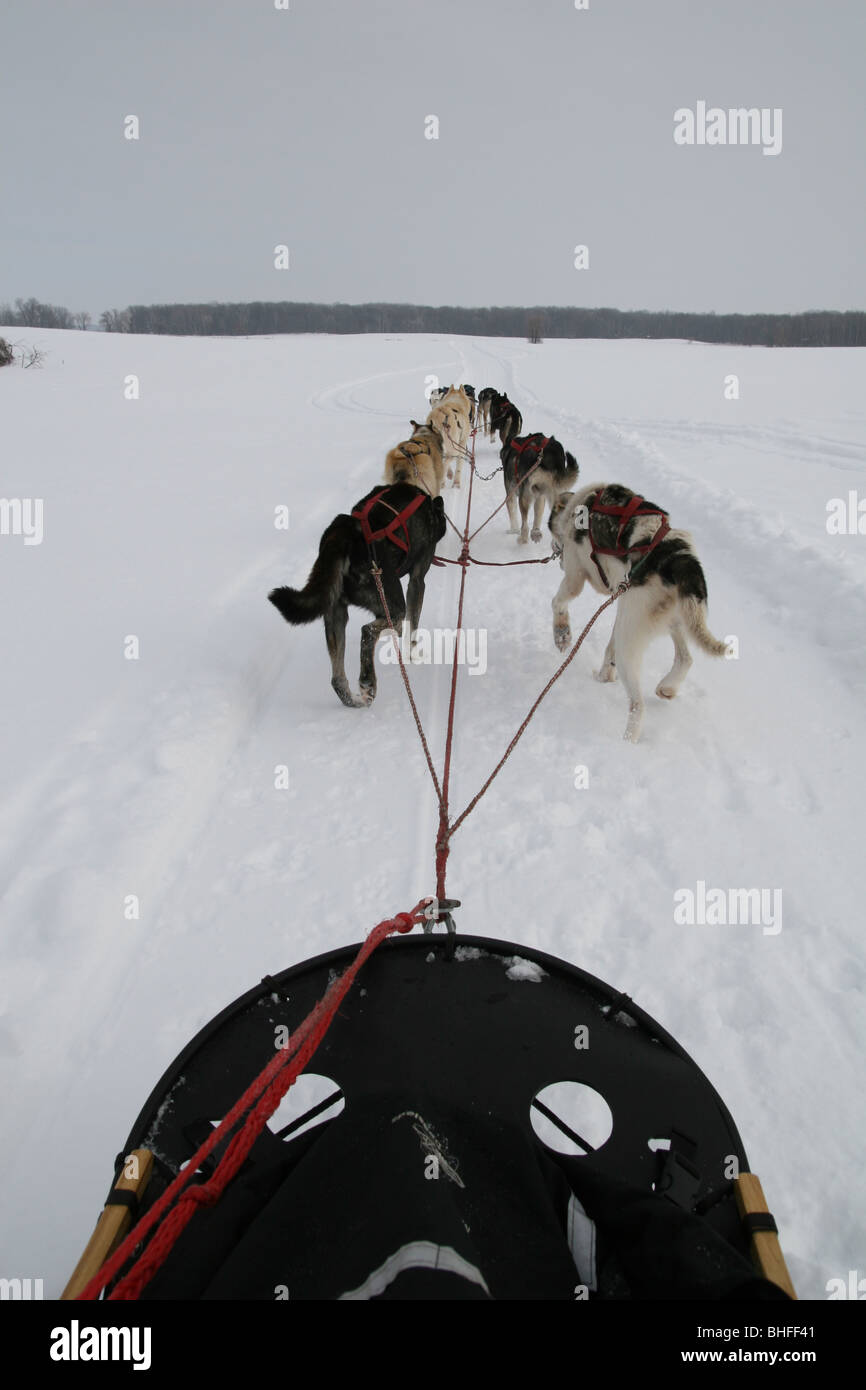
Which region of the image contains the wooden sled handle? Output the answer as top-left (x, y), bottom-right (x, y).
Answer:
top-left (735, 1171), bottom-right (797, 1300)
top-left (60, 1148), bottom-right (154, 1301)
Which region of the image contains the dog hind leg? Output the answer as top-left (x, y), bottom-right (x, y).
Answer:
top-left (325, 600), bottom-right (359, 708)
top-left (656, 618), bottom-right (693, 699)
top-left (405, 566), bottom-right (427, 661)
top-left (530, 489), bottom-right (545, 543)
top-left (359, 573), bottom-right (406, 705)
top-left (518, 488), bottom-right (531, 545)
top-left (611, 601), bottom-right (654, 742)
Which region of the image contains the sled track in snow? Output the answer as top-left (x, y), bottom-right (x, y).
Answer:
top-left (311, 352), bottom-right (466, 424)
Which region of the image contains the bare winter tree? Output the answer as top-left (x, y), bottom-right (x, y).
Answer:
top-left (527, 313), bottom-right (544, 344)
top-left (100, 308), bottom-right (131, 332)
top-left (11, 297), bottom-right (73, 328)
top-left (73, 311), bottom-right (92, 331)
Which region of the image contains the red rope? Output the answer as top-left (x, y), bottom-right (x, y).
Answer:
top-left (369, 436), bottom-right (631, 903)
top-left (436, 440), bottom-right (476, 899)
top-left (371, 564), bottom-right (445, 809)
top-left (448, 583), bottom-right (629, 840)
top-left (433, 551), bottom-right (555, 568)
top-left (77, 901), bottom-right (431, 1302)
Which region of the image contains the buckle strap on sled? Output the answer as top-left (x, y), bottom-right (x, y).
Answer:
top-left (586, 490), bottom-right (671, 590)
top-left (352, 488), bottom-right (427, 555)
top-left (656, 1129), bottom-right (701, 1209)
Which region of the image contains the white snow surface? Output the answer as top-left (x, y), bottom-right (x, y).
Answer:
top-left (1, 329), bottom-right (864, 1299)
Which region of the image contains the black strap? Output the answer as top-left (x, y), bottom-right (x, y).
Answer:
top-left (105, 1188), bottom-right (139, 1214)
top-left (743, 1211), bottom-right (778, 1236)
top-left (656, 1129), bottom-right (701, 1209)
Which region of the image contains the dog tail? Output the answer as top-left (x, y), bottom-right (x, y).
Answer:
top-left (268, 516), bottom-right (354, 625)
top-left (562, 450), bottom-right (579, 486)
top-left (682, 594), bottom-right (728, 657)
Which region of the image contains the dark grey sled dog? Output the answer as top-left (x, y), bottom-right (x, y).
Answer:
top-left (269, 483), bottom-right (446, 707)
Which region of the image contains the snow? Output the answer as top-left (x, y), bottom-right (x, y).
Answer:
top-left (0, 327), bottom-right (864, 1300)
top-left (503, 956), bottom-right (546, 983)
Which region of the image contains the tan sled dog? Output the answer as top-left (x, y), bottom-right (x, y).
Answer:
top-left (427, 386), bottom-right (471, 487)
top-left (384, 421), bottom-right (446, 497)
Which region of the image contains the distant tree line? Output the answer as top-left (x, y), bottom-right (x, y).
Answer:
top-left (3, 296), bottom-right (865, 346)
top-left (98, 301), bottom-right (866, 347)
top-left (1, 297), bottom-right (91, 331)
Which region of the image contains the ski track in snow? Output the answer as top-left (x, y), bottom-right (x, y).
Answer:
top-left (0, 330), bottom-right (863, 1299)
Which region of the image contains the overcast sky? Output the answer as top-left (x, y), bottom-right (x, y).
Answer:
top-left (2, 0), bottom-right (864, 317)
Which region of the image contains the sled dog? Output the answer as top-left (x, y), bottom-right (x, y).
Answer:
top-left (477, 387), bottom-right (498, 436)
top-left (427, 387), bottom-right (472, 487)
top-left (488, 393), bottom-right (523, 446)
top-left (549, 483), bottom-right (727, 742)
top-left (269, 483), bottom-right (446, 708)
top-left (500, 433), bottom-right (579, 542)
top-left (384, 421), bottom-right (446, 496)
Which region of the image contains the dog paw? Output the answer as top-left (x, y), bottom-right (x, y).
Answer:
top-left (554, 625), bottom-right (572, 652)
top-left (531, 529), bottom-right (542, 543)
top-left (624, 704), bottom-right (643, 742)
top-left (518, 533), bottom-right (529, 546)
top-left (656, 683), bottom-right (677, 700)
top-left (357, 685), bottom-right (376, 707)
top-left (595, 665), bottom-right (617, 683)
top-left (332, 679), bottom-right (359, 708)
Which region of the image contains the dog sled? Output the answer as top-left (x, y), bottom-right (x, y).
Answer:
top-left (63, 929), bottom-right (796, 1302)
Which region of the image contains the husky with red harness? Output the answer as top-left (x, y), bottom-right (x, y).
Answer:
top-left (500, 432), bottom-right (579, 543)
top-left (269, 483), bottom-right (446, 708)
top-left (549, 483), bottom-right (727, 742)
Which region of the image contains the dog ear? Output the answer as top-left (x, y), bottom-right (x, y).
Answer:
top-left (410, 419), bottom-right (421, 430)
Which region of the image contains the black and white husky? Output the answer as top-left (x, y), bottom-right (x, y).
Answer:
top-left (500, 433), bottom-right (578, 542)
top-left (488, 393), bottom-right (523, 446)
top-left (549, 483), bottom-right (727, 742)
top-left (269, 483), bottom-right (446, 708)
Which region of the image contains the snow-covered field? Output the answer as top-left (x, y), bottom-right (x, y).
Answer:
top-left (1, 328), bottom-right (864, 1300)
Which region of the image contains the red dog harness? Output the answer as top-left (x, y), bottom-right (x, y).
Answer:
top-left (510, 434), bottom-right (551, 457)
top-left (586, 491), bottom-right (671, 589)
top-left (351, 487), bottom-right (427, 555)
